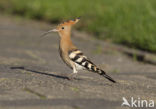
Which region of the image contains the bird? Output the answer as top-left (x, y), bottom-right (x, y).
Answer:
top-left (42, 18), bottom-right (116, 83)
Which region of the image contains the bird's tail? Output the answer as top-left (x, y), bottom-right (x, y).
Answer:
top-left (96, 68), bottom-right (116, 83)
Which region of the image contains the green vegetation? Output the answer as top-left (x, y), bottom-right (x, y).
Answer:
top-left (0, 0), bottom-right (156, 52)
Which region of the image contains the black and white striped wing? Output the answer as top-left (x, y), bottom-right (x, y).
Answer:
top-left (68, 49), bottom-right (116, 83)
top-left (68, 49), bottom-right (97, 72)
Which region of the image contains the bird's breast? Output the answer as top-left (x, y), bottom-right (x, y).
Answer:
top-left (59, 44), bottom-right (73, 69)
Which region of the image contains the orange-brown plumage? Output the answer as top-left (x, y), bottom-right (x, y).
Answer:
top-left (56, 19), bottom-right (78, 70)
top-left (59, 33), bottom-right (77, 69)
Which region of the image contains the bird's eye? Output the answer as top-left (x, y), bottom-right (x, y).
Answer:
top-left (62, 27), bottom-right (64, 29)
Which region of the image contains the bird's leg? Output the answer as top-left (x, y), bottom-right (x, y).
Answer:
top-left (67, 65), bottom-right (77, 80)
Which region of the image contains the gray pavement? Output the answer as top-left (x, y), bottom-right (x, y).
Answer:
top-left (0, 15), bottom-right (156, 109)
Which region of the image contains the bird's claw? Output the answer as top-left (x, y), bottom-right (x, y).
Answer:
top-left (67, 73), bottom-right (77, 80)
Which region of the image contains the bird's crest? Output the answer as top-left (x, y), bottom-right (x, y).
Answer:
top-left (58, 17), bottom-right (80, 27)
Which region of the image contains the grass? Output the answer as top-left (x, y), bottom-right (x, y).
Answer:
top-left (0, 0), bottom-right (156, 52)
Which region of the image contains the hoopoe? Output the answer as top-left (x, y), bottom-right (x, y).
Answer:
top-left (42, 18), bottom-right (116, 83)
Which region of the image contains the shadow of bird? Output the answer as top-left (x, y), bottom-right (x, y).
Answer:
top-left (10, 66), bottom-right (70, 80)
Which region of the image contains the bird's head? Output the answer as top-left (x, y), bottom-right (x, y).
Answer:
top-left (41, 18), bottom-right (80, 37)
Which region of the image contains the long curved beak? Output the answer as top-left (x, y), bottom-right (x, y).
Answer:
top-left (40, 29), bottom-right (59, 38)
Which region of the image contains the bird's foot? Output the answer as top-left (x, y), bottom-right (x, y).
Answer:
top-left (67, 73), bottom-right (77, 80)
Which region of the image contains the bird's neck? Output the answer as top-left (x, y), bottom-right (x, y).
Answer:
top-left (59, 34), bottom-right (74, 53)
top-left (61, 35), bottom-right (73, 45)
